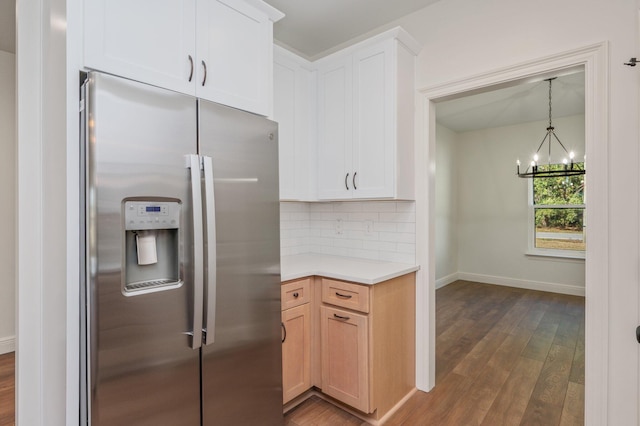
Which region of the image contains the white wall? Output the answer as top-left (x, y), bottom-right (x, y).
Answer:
top-left (0, 50), bottom-right (15, 354)
top-left (434, 123), bottom-right (458, 287)
top-left (18, 0), bottom-right (640, 424)
top-left (385, 0), bottom-right (639, 423)
top-left (281, 201), bottom-right (416, 263)
top-left (456, 115), bottom-right (585, 293)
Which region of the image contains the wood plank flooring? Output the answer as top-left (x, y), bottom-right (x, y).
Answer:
top-left (0, 281), bottom-right (584, 426)
top-left (0, 351), bottom-right (14, 426)
top-left (285, 280), bottom-right (585, 426)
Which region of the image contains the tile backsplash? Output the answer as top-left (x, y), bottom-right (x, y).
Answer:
top-left (280, 201), bottom-right (416, 264)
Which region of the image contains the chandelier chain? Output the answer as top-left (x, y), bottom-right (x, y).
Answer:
top-left (548, 79), bottom-right (552, 128)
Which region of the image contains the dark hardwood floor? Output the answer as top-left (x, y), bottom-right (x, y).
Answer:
top-left (0, 351), bottom-right (14, 426)
top-left (285, 280), bottom-right (585, 426)
top-left (0, 281), bottom-right (584, 426)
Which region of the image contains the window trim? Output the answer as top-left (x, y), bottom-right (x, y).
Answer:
top-left (527, 179), bottom-right (586, 260)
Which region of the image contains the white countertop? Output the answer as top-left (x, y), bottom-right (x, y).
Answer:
top-left (281, 254), bottom-right (420, 285)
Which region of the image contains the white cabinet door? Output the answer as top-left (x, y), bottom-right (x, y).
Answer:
top-left (196, 0), bottom-right (272, 116)
top-left (274, 58), bottom-right (297, 199)
top-left (84, 0), bottom-right (196, 95)
top-left (352, 40), bottom-right (395, 198)
top-left (85, 0), bottom-right (278, 116)
top-left (273, 48), bottom-right (315, 200)
top-left (317, 59), bottom-right (353, 200)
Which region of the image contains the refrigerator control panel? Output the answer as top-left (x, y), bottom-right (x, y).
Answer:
top-left (124, 201), bottom-right (181, 230)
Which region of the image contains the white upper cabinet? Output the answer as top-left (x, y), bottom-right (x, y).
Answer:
top-left (84, 0), bottom-right (283, 116)
top-left (273, 46), bottom-right (316, 201)
top-left (315, 28), bottom-right (420, 200)
top-left (196, 0), bottom-right (274, 115)
top-left (352, 40), bottom-right (395, 198)
top-left (84, 0), bottom-right (197, 94)
top-left (317, 58), bottom-right (353, 200)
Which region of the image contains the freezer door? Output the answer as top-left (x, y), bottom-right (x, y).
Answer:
top-left (86, 72), bottom-right (201, 425)
top-left (198, 100), bottom-right (283, 425)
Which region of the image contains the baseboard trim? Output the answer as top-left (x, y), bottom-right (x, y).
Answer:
top-left (436, 272), bottom-right (459, 289)
top-left (457, 272), bottom-right (585, 296)
top-left (0, 336), bottom-right (15, 354)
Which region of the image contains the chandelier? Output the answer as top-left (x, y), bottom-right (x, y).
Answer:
top-left (516, 77), bottom-right (585, 178)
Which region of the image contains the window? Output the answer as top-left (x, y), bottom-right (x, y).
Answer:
top-left (528, 164), bottom-right (585, 258)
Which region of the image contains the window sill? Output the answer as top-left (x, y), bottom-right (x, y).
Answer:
top-left (525, 250), bottom-right (585, 260)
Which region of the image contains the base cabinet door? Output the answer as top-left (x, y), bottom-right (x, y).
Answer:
top-left (320, 305), bottom-right (370, 413)
top-left (282, 303), bottom-right (311, 404)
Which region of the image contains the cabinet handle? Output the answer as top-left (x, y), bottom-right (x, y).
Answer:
top-left (345, 173), bottom-right (350, 190)
top-left (293, 292), bottom-right (299, 298)
top-left (201, 60), bottom-right (207, 86)
top-left (335, 292), bottom-right (352, 299)
top-left (188, 55), bottom-right (194, 82)
top-left (281, 322), bottom-right (286, 343)
top-left (333, 313), bottom-right (350, 321)
top-left (353, 172), bottom-right (357, 190)
top-left (636, 325), bottom-right (640, 343)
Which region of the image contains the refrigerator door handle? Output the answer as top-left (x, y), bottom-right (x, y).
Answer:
top-left (202, 155), bottom-right (217, 345)
top-left (188, 154), bottom-right (204, 349)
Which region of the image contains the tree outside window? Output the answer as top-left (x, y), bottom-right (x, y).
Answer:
top-left (532, 163), bottom-right (585, 253)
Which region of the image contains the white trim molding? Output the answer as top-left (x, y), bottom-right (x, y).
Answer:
top-left (457, 272), bottom-right (585, 297)
top-left (416, 42), bottom-right (609, 425)
top-left (435, 272), bottom-right (458, 289)
top-left (0, 336), bottom-right (15, 354)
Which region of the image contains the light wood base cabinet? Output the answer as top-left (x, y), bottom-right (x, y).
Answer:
top-left (319, 274), bottom-right (415, 420)
top-left (281, 303), bottom-right (311, 404)
top-left (281, 278), bottom-right (312, 404)
top-left (320, 305), bottom-right (370, 412)
top-left (282, 273), bottom-right (415, 423)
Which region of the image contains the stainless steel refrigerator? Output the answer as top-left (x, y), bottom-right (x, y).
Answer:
top-left (80, 72), bottom-right (283, 425)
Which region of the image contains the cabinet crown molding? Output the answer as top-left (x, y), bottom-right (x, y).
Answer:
top-left (313, 26), bottom-right (421, 66)
top-left (243, 0), bottom-right (285, 21)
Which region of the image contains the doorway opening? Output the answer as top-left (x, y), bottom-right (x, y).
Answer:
top-left (415, 43), bottom-right (609, 423)
top-left (431, 70), bottom-right (586, 423)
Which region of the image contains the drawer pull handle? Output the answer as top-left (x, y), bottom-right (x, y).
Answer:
top-left (335, 292), bottom-right (352, 299)
top-left (281, 322), bottom-right (286, 343)
top-left (293, 292), bottom-right (299, 298)
top-left (333, 314), bottom-right (350, 321)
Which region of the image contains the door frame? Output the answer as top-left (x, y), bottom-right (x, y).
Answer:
top-left (414, 42), bottom-right (609, 423)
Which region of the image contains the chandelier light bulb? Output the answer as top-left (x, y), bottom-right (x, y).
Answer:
top-left (516, 159), bottom-right (520, 166)
top-left (530, 160), bottom-right (536, 167)
top-left (533, 154), bottom-right (539, 163)
top-left (569, 151), bottom-right (575, 160)
top-left (562, 158), bottom-right (568, 165)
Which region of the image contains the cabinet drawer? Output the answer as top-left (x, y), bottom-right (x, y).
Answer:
top-left (281, 278), bottom-right (312, 310)
top-left (321, 278), bottom-right (370, 313)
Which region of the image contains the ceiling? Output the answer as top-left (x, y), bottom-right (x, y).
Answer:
top-left (263, 0), bottom-right (440, 60)
top-left (436, 71), bottom-right (585, 133)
